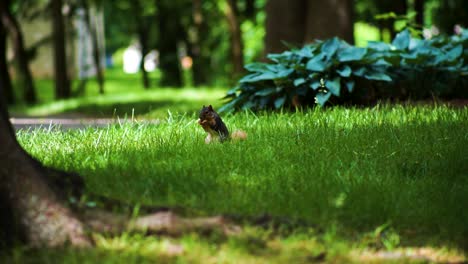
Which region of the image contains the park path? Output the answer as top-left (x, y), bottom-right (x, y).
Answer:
top-left (10, 117), bottom-right (160, 130)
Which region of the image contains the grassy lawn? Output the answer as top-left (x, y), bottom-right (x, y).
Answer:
top-left (8, 105), bottom-right (468, 263)
top-left (9, 68), bottom-right (227, 119)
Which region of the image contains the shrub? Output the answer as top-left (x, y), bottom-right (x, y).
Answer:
top-left (220, 29), bottom-right (468, 112)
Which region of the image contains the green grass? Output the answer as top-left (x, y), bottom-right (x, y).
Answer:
top-left (10, 67), bottom-right (227, 119)
top-left (12, 106), bottom-right (468, 259)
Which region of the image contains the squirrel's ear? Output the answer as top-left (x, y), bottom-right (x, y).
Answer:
top-left (208, 105), bottom-right (213, 110)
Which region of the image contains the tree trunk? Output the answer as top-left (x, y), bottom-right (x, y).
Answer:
top-left (138, 28), bottom-right (150, 89)
top-left (414, 0), bottom-right (424, 26)
top-left (264, 0), bottom-right (306, 54)
top-left (225, 0), bottom-right (245, 77)
top-left (134, 1), bottom-right (150, 89)
top-left (52, 0), bottom-right (71, 99)
top-left (82, 0), bottom-right (104, 94)
top-left (0, 0), bottom-right (36, 104)
top-left (157, 0), bottom-right (182, 87)
top-left (390, 0), bottom-right (407, 39)
top-left (244, 0), bottom-right (255, 21)
top-left (0, 22), bottom-right (14, 104)
top-left (190, 0), bottom-right (208, 86)
top-left (0, 92), bottom-right (90, 247)
top-left (304, 0), bottom-right (354, 44)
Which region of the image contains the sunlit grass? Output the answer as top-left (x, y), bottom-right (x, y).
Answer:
top-left (10, 67), bottom-right (227, 118)
top-left (8, 105), bottom-right (468, 262)
top-left (16, 106), bottom-right (468, 239)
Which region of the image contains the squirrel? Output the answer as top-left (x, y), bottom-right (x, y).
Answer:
top-left (198, 105), bottom-right (247, 144)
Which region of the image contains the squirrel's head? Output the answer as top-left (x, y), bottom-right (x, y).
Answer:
top-left (199, 105), bottom-right (215, 120)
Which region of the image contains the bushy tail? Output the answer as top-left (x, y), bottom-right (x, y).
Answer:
top-left (231, 130), bottom-right (247, 141)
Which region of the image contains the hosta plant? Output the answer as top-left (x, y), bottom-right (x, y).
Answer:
top-left (220, 28), bottom-right (468, 112)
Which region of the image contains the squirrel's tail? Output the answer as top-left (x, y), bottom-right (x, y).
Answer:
top-left (231, 130), bottom-right (247, 141)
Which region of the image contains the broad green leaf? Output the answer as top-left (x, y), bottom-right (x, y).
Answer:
top-left (244, 62), bottom-right (270, 72)
top-left (337, 47), bottom-right (367, 61)
top-left (239, 72), bottom-right (276, 83)
top-left (310, 79), bottom-right (322, 90)
top-left (255, 87), bottom-right (278, 96)
top-left (345, 80), bottom-right (355, 92)
top-left (274, 96), bottom-right (286, 109)
top-left (306, 54), bottom-right (327, 72)
top-left (296, 45), bottom-right (316, 58)
top-left (364, 71), bottom-right (392, 82)
top-left (352, 67), bottom-right (367, 77)
top-left (368, 41), bottom-right (391, 51)
top-left (315, 92), bottom-right (331, 106)
top-left (446, 44), bottom-right (463, 61)
top-left (337, 65), bottom-right (352, 77)
top-left (392, 29), bottom-right (410, 50)
top-left (326, 77), bottom-right (341, 96)
top-left (321, 37), bottom-right (341, 57)
top-left (218, 97), bottom-right (241, 113)
top-left (294, 78), bottom-right (306, 86)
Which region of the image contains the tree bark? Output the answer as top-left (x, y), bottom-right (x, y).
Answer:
top-left (304, 0), bottom-right (354, 44)
top-left (157, 0), bottom-right (182, 87)
top-left (52, 0), bottom-right (71, 99)
top-left (414, 0), bottom-right (424, 27)
top-left (134, 1), bottom-right (150, 89)
top-left (82, 0), bottom-right (105, 94)
top-left (264, 0), bottom-right (306, 54)
top-left (225, 0), bottom-right (245, 77)
top-left (0, 0), bottom-right (36, 104)
top-left (190, 0), bottom-right (209, 86)
top-left (0, 93), bottom-right (90, 247)
top-left (0, 21), bottom-right (14, 104)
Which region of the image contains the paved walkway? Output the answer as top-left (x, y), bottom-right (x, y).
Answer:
top-left (10, 117), bottom-right (160, 130)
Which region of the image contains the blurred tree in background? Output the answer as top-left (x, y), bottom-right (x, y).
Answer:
top-left (265, 0), bottom-right (354, 54)
top-left (0, 0), bottom-right (37, 104)
top-left (1, 0), bottom-right (467, 105)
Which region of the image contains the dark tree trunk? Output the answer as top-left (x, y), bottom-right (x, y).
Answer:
top-left (414, 0), bottom-right (424, 26)
top-left (0, 0), bottom-right (36, 104)
top-left (304, 0), bottom-right (354, 44)
top-left (244, 0), bottom-right (255, 20)
top-left (52, 0), bottom-right (71, 99)
top-left (82, 0), bottom-right (104, 94)
top-left (390, 0), bottom-right (407, 39)
top-left (157, 0), bottom-right (182, 87)
top-left (0, 87), bottom-right (90, 247)
top-left (226, 0), bottom-right (245, 77)
top-left (138, 28), bottom-right (150, 89)
top-left (0, 22), bottom-right (14, 104)
top-left (264, 0), bottom-right (306, 54)
top-left (190, 0), bottom-right (208, 86)
top-left (134, 1), bottom-right (150, 89)
top-left (264, 0), bottom-right (354, 55)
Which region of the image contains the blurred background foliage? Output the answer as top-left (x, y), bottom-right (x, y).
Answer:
top-left (1, 0), bottom-right (466, 111)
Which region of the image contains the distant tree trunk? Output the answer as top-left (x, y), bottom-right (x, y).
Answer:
top-left (414, 0), bottom-right (424, 26)
top-left (0, 0), bottom-right (36, 104)
top-left (390, 0), bottom-right (407, 39)
top-left (190, 0), bottom-right (208, 86)
top-left (0, 22), bottom-right (14, 104)
top-left (138, 27), bottom-right (150, 89)
top-left (304, 0), bottom-right (354, 44)
top-left (157, 0), bottom-right (182, 87)
top-left (52, 0), bottom-right (71, 99)
top-left (265, 0), bottom-right (354, 55)
top-left (244, 0), bottom-right (255, 20)
top-left (82, 0), bottom-right (104, 94)
top-left (265, 0), bottom-right (306, 54)
top-left (225, 0), bottom-right (245, 77)
top-left (134, 1), bottom-right (150, 89)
